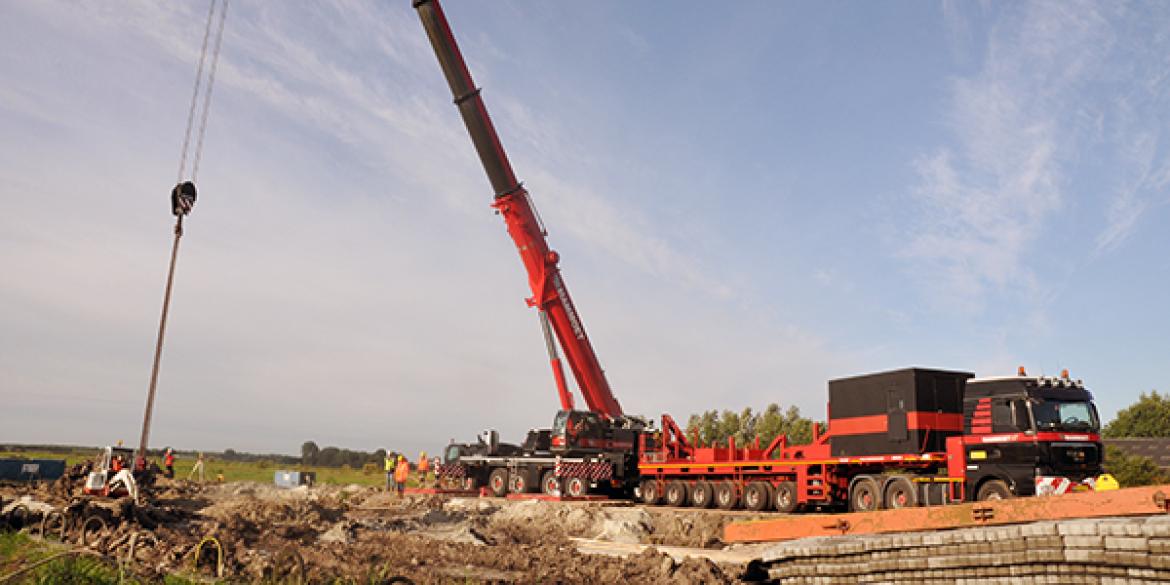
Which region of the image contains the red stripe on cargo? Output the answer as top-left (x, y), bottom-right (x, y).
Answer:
top-left (829, 414), bottom-right (887, 435)
top-left (906, 412), bottom-right (964, 431)
top-left (831, 412), bottom-right (967, 436)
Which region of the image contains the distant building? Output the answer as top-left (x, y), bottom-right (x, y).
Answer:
top-left (1104, 438), bottom-right (1170, 471)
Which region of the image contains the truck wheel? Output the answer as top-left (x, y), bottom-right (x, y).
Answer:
top-left (509, 472), bottom-right (531, 494)
top-left (688, 480), bottom-right (714, 508)
top-left (565, 477), bottom-right (589, 498)
top-left (665, 480), bottom-right (688, 507)
top-left (976, 479), bottom-right (1012, 501)
top-left (541, 471), bottom-right (561, 497)
top-left (884, 476), bottom-right (918, 509)
top-left (640, 480), bottom-right (662, 505)
top-left (715, 481), bottom-right (740, 510)
top-left (849, 477), bottom-right (882, 512)
top-left (743, 482), bottom-right (772, 511)
top-left (488, 468), bottom-right (509, 497)
top-left (773, 481), bottom-right (798, 513)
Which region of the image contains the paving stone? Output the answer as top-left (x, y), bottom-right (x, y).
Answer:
top-left (1057, 519), bottom-right (1101, 536)
top-left (1062, 535), bottom-right (1104, 548)
top-left (1019, 521), bottom-right (1058, 537)
top-left (1105, 536), bottom-right (1149, 551)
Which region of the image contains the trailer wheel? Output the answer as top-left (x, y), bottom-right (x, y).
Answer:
top-left (849, 477), bottom-right (882, 512)
top-left (488, 468), bottom-right (509, 497)
top-left (565, 477), bottom-right (589, 498)
top-left (509, 472), bottom-right (532, 494)
top-left (683, 479), bottom-right (711, 507)
top-left (884, 476), bottom-right (918, 509)
top-left (640, 480), bottom-right (662, 505)
top-left (541, 471), bottom-right (561, 497)
top-left (773, 481), bottom-right (798, 513)
top-left (665, 481), bottom-right (688, 507)
top-left (743, 482), bottom-right (772, 511)
top-left (976, 479), bottom-right (1012, 501)
top-left (714, 481), bottom-right (740, 510)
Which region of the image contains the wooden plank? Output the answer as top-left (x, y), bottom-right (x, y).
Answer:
top-left (724, 483), bottom-right (1170, 543)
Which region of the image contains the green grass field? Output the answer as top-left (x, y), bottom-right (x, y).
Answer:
top-left (0, 449), bottom-right (423, 489)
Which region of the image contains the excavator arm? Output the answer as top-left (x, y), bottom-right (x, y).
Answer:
top-left (414, 0), bottom-right (624, 419)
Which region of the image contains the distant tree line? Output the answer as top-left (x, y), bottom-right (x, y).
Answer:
top-left (1103, 391), bottom-right (1170, 438)
top-left (685, 404), bottom-right (813, 451)
top-left (1101, 390), bottom-right (1170, 487)
top-left (299, 441), bottom-right (387, 468)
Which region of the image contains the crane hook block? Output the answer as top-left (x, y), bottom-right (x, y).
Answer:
top-left (171, 181), bottom-right (197, 217)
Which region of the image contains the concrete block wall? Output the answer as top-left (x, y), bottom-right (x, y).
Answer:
top-left (754, 515), bottom-right (1170, 584)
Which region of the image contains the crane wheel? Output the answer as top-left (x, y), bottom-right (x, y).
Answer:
top-left (688, 480), bottom-right (714, 508)
top-left (773, 481), bottom-right (798, 513)
top-left (884, 476), bottom-right (918, 509)
top-left (565, 477), bottom-right (589, 498)
top-left (743, 482), bottom-right (772, 511)
top-left (508, 472), bottom-right (531, 494)
top-left (488, 468), bottom-right (509, 497)
top-left (640, 480), bottom-right (662, 505)
top-left (664, 481), bottom-right (688, 507)
top-left (715, 481), bottom-right (740, 509)
top-left (541, 471), bottom-right (561, 497)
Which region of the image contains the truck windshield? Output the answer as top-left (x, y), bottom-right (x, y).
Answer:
top-left (1031, 400), bottom-right (1098, 432)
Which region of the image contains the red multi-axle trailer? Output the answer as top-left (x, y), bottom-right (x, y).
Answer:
top-left (638, 368), bottom-right (1109, 512)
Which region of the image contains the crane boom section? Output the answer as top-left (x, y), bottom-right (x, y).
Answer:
top-left (414, 0), bottom-right (624, 418)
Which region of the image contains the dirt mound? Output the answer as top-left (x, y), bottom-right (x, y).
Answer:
top-left (1, 482), bottom-right (738, 583)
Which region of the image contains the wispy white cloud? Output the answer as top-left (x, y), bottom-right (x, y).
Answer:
top-left (1, 1), bottom-right (851, 456)
top-left (905, 1), bottom-right (1113, 310)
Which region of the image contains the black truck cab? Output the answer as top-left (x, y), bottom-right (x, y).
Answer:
top-left (962, 373), bottom-right (1104, 498)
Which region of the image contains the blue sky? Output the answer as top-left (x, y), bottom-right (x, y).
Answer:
top-left (2, 1), bottom-right (1167, 458)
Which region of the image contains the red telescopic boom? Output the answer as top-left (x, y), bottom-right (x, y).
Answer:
top-left (414, 0), bottom-right (624, 418)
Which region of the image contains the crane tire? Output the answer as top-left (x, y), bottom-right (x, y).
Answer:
top-left (565, 477), bottom-right (589, 498)
top-left (488, 468), bottom-right (509, 497)
top-left (540, 470), bottom-right (561, 497)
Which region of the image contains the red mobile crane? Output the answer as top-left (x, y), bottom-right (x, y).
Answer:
top-left (415, 0), bottom-right (645, 498)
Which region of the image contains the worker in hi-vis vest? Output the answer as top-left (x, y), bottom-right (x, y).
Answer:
top-left (417, 451), bottom-right (430, 486)
top-left (394, 455), bottom-right (410, 496)
top-left (384, 451), bottom-right (396, 492)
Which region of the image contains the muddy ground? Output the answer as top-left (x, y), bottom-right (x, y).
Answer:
top-left (0, 478), bottom-right (763, 583)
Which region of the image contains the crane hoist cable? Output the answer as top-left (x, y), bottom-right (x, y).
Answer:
top-left (136, 0), bottom-right (229, 468)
